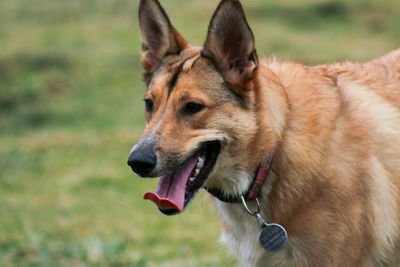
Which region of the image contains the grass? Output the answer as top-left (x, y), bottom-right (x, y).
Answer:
top-left (0, 0), bottom-right (399, 266)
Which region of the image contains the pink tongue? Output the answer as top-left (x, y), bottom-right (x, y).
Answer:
top-left (143, 155), bottom-right (199, 212)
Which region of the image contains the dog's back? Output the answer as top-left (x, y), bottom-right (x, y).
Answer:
top-left (328, 48), bottom-right (400, 109)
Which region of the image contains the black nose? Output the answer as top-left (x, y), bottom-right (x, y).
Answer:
top-left (127, 150), bottom-right (157, 177)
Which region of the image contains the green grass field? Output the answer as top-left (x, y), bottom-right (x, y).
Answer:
top-left (0, 0), bottom-right (399, 266)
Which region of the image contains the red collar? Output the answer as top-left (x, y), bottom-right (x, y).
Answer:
top-left (205, 152), bottom-right (274, 203)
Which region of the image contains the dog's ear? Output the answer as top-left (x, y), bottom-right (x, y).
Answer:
top-left (203, 0), bottom-right (258, 90)
top-left (139, 0), bottom-right (188, 80)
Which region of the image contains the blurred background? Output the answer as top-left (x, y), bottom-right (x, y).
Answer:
top-left (0, 0), bottom-right (399, 266)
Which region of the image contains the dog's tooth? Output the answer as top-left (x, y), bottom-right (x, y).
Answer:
top-left (197, 158), bottom-right (204, 168)
top-left (194, 168), bottom-right (200, 176)
top-left (198, 156), bottom-right (205, 165)
top-left (189, 177), bottom-right (195, 182)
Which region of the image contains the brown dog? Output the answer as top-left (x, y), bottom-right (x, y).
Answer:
top-left (127, 0), bottom-right (400, 265)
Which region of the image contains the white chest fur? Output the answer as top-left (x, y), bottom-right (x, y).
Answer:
top-left (216, 201), bottom-right (263, 266)
top-left (215, 201), bottom-right (305, 267)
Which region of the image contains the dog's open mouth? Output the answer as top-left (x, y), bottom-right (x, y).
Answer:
top-left (143, 141), bottom-right (220, 215)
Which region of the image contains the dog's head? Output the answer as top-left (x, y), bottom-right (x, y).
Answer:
top-left (128, 0), bottom-right (278, 215)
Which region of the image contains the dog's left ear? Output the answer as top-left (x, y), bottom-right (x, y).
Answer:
top-left (203, 0), bottom-right (258, 89)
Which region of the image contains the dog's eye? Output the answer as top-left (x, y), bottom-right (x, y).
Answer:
top-left (183, 102), bottom-right (205, 115)
top-left (144, 99), bottom-right (153, 113)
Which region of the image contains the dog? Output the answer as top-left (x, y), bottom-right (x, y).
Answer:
top-left (127, 0), bottom-right (400, 265)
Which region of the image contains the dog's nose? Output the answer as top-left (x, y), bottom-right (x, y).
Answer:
top-left (127, 150), bottom-right (157, 177)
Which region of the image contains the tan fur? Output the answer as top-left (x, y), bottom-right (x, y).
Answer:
top-left (202, 50), bottom-right (400, 267)
top-left (134, 0), bottom-right (400, 265)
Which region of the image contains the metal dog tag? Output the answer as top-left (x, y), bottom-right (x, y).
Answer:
top-left (259, 223), bottom-right (287, 252)
top-left (241, 196), bottom-right (288, 252)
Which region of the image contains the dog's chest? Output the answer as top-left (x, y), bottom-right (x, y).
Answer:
top-left (215, 201), bottom-right (304, 267)
top-left (215, 201), bottom-right (266, 266)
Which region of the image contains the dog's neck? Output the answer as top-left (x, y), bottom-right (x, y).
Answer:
top-left (254, 60), bottom-right (341, 227)
top-left (205, 151), bottom-right (275, 202)
top-left (209, 60), bottom-right (338, 226)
